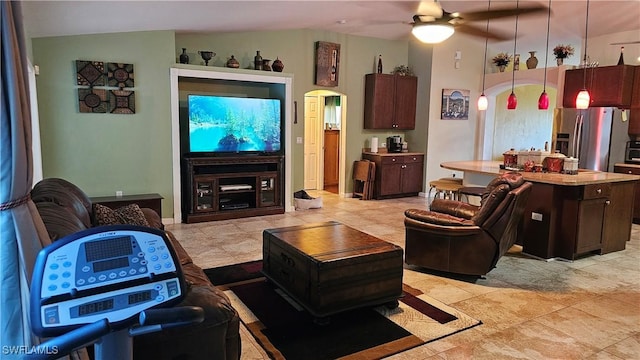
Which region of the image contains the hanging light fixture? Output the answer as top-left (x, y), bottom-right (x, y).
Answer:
top-left (576, 0), bottom-right (591, 109)
top-left (477, 0), bottom-right (491, 111)
top-left (507, 0), bottom-right (519, 110)
top-left (538, 0), bottom-right (552, 110)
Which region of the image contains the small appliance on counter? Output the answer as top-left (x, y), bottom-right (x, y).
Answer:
top-left (503, 149), bottom-right (518, 170)
top-left (563, 157), bottom-right (579, 175)
top-left (386, 136), bottom-right (403, 153)
top-left (544, 152), bottom-right (566, 173)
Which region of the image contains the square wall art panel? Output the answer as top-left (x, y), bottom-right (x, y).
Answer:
top-left (76, 60), bottom-right (105, 86)
top-left (109, 90), bottom-right (135, 114)
top-left (107, 62), bottom-right (134, 88)
top-left (78, 88), bottom-right (108, 113)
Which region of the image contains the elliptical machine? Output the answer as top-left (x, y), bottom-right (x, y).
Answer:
top-left (28, 225), bottom-right (204, 360)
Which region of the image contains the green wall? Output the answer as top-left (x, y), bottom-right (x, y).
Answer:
top-left (33, 31), bottom-right (176, 214)
top-left (175, 30), bottom-right (410, 197)
top-left (32, 29), bottom-right (413, 218)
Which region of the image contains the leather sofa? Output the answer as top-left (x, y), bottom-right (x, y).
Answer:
top-left (30, 178), bottom-right (241, 360)
top-left (404, 172), bottom-right (532, 276)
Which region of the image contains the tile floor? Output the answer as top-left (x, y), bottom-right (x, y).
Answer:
top-left (167, 191), bottom-right (640, 359)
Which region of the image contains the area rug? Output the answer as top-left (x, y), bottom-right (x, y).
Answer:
top-left (205, 261), bottom-right (481, 360)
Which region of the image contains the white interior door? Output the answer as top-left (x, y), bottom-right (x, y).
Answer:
top-left (304, 96), bottom-right (319, 189)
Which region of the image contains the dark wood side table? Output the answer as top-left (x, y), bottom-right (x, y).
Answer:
top-left (90, 193), bottom-right (164, 218)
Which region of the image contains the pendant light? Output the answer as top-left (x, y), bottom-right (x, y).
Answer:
top-left (576, 0), bottom-right (591, 109)
top-left (538, 0), bottom-right (552, 110)
top-left (477, 0), bottom-right (491, 111)
top-left (507, 0), bottom-right (519, 110)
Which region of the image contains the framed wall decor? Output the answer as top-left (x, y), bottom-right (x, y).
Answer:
top-left (441, 89), bottom-right (470, 120)
top-left (315, 41), bottom-right (340, 87)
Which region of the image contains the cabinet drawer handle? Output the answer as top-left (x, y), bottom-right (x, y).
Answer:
top-left (596, 188), bottom-right (602, 194)
top-left (412, 157), bottom-right (417, 161)
top-left (392, 158), bottom-right (396, 162)
top-left (605, 200), bottom-right (611, 205)
top-left (629, 171), bottom-right (633, 174)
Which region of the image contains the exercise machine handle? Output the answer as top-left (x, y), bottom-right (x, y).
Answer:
top-left (29, 319), bottom-right (110, 360)
top-left (139, 306), bottom-right (204, 329)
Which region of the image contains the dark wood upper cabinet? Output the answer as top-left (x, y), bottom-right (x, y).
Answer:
top-left (364, 73), bottom-right (417, 130)
top-left (632, 65), bottom-right (640, 108)
top-left (562, 65), bottom-right (636, 108)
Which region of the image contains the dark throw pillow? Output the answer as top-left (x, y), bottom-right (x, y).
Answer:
top-left (94, 203), bottom-right (150, 227)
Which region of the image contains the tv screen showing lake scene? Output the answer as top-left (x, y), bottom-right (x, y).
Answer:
top-left (188, 95), bottom-right (281, 153)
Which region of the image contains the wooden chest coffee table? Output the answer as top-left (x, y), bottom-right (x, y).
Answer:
top-left (262, 221), bottom-right (403, 318)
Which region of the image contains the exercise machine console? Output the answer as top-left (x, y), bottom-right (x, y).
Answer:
top-left (29, 225), bottom-right (203, 359)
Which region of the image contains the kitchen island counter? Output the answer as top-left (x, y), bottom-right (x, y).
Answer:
top-left (440, 160), bottom-right (638, 260)
top-left (441, 160), bottom-right (640, 185)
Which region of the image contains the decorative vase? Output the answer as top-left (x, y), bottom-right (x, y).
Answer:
top-left (526, 51), bottom-right (538, 69)
top-left (254, 51), bottom-right (263, 70)
top-left (556, 57), bottom-right (564, 66)
top-left (272, 57), bottom-right (284, 72)
top-left (198, 51), bottom-right (215, 66)
top-left (226, 55), bottom-right (239, 68)
top-left (179, 48), bottom-right (189, 64)
top-left (262, 59), bottom-right (272, 71)
top-left (498, 65), bottom-right (506, 72)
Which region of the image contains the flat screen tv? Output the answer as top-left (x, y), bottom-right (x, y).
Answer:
top-left (187, 94), bottom-right (282, 155)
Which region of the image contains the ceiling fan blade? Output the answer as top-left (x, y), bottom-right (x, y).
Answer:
top-left (454, 23), bottom-right (510, 41)
top-left (610, 41), bottom-right (640, 45)
top-left (459, 5), bottom-right (548, 22)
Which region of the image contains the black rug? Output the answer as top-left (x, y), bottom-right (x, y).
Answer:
top-left (205, 261), bottom-right (481, 360)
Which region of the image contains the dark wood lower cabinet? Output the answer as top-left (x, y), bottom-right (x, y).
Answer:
top-left (614, 165), bottom-right (640, 223)
top-left (361, 153), bottom-right (424, 199)
top-left (521, 181), bottom-right (635, 260)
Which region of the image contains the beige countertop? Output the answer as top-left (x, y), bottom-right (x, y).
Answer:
top-left (363, 151), bottom-right (425, 156)
top-left (441, 160), bottom-right (640, 186)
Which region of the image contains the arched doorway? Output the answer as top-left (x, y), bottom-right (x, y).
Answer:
top-left (303, 90), bottom-right (347, 195)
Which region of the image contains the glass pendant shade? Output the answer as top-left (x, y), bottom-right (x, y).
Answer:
top-left (538, 91), bottom-right (549, 110)
top-left (478, 94), bottom-right (488, 110)
top-left (576, 89), bottom-right (590, 109)
top-left (507, 92), bottom-right (518, 109)
top-left (412, 24), bottom-right (455, 43)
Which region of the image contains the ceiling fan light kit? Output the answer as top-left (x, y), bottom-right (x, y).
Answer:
top-left (412, 23), bottom-right (454, 44)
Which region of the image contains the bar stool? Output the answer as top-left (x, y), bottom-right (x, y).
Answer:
top-left (428, 180), bottom-right (464, 204)
top-left (459, 186), bottom-right (486, 204)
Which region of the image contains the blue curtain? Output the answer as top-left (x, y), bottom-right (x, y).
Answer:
top-left (1, 0), bottom-right (51, 352)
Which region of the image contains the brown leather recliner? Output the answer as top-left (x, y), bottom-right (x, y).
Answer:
top-left (404, 172), bottom-right (532, 276)
top-left (30, 178), bottom-right (241, 360)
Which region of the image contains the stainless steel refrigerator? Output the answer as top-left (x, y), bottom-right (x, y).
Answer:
top-left (552, 107), bottom-right (628, 172)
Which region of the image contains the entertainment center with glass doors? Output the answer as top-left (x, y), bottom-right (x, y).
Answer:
top-left (170, 66), bottom-right (293, 223)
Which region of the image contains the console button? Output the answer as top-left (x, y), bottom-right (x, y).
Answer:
top-left (61, 282), bottom-right (70, 289)
top-left (88, 277), bottom-right (96, 283)
top-left (109, 273), bottom-right (117, 279)
top-left (49, 274), bottom-right (58, 281)
top-left (119, 271), bottom-right (127, 277)
top-left (62, 271), bottom-right (71, 278)
top-left (77, 279), bottom-right (85, 286)
top-left (82, 266), bottom-right (90, 273)
top-left (131, 257), bottom-right (139, 263)
top-left (50, 263), bottom-right (59, 270)
top-left (48, 284), bottom-right (57, 291)
top-left (63, 261), bottom-right (72, 268)
top-left (98, 275), bottom-right (107, 281)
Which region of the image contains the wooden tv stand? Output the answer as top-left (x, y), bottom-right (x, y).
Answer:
top-left (182, 155), bottom-right (284, 223)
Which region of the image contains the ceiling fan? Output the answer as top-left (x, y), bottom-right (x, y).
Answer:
top-left (411, 0), bottom-right (549, 44)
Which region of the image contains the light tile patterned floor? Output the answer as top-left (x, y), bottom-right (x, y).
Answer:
top-left (167, 191), bottom-right (640, 359)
